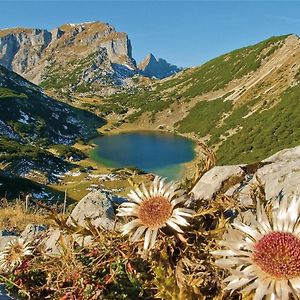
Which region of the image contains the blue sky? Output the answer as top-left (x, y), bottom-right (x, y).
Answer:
top-left (0, 1), bottom-right (300, 67)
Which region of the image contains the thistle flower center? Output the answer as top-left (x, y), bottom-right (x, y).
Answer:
top-left (7, 244), bottom-right (23, 261)
top-left (253, 231), bottom-right (300, 279)
top-left (137, 196), bottom-right (172, 228)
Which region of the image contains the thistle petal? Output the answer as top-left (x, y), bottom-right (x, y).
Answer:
top-left (213, 196), bottom-right (300, 300)
top-left (117, 176), bottom-right (191, 251)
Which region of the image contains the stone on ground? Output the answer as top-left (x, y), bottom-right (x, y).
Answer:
top-left (191, 145), bottom-right (300, 204)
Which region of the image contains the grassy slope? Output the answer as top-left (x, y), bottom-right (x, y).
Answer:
top-left (100, 34), bottom-right (300, 164)
top-left (216, 84), bottom-right (300, 164)
top-left (99, 35), bottom-right (288, 122)
top-left (0, 66), bottom-right (107, 198)
top-left (176, 98), bottom-right (232, 135)
top-left (172, 35), bottom-right (287, 99)
top-left (176, 83), bottom-right (300, 164)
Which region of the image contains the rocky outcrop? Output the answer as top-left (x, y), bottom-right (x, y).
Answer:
top-left (41, 228), bottom-right (71, 256)
top-left (138, 53), bottom-right (181, 79)
top-left (0, 23), bottom-right (182, 96)
top-left (67, 190), bottom-right (125, 231)
top-left (65, 189), bottom-right (126, 247)
top-left (192, 146), bottom-right (300, 206)
top-left (191, 165), bottom-right (245, 201)
top-left (39, 190), bottom-right (125, 254)
top-left (258, 147), bottom-right (300, 200)
top-left (0, 22), bottom-right (138, 94)
top-left (0, 28), bottom-right (52, 74)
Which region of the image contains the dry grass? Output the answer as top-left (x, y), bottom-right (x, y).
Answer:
top-left (1, 187), bottom-right (241, 299)
top-left (0, 144), bottom-right (269, 299)
top-left (0, 201), bottom-right (54, 233)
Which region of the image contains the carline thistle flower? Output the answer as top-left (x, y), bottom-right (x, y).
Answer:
top-left (117, 176), bottom-right (194, 250)
top-left (212, 196), bottom-right (300, 300)
top-left (0, 238), bottom-right (33, 273)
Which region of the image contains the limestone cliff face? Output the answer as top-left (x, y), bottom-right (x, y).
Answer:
top-left (138, 53), bottom-right (181, 79)
top-left (0, 29), bottom-right (52, 74)
top-left (0, 22), bottom-right (138, 95)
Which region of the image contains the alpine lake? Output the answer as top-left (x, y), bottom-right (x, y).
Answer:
top-left (89, 131), bottom-right (196, 180)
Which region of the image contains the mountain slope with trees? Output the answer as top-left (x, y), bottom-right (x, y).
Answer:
top-left (99, 34), bottom-right (300, 164)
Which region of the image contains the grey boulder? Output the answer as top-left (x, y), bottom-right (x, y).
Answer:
top-left (259, 146), bottom-right (300, 200)
top-left (191, 165), bottom-right (245, 200)
top-left (20, 224), bottom-right (48, 241)
top-left (191, 145), bottom-right (300, 204)
top-left (67, 190), bottom-right (125, 231)
top-left (41, 228), bottom-right (71, 256)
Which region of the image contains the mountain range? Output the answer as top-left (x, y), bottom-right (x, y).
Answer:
top-left (0, 22), bottom-right (300, 196)
top-left (0, 22), bottom-right (181, 97)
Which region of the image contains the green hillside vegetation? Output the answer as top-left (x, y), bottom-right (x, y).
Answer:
top-left (215, 84), bottom-right (300, 164)
top-left (0, 136), bottom-right (70, 173)
top-left (0, 87), bottom-right (28, 99)
top-left (0, 137), bottom-right (49, 161)
top-left (51, 144), bottom-right (86, 160)
top-left (97, 90), bottom-right (175, 122)
top-left (0, 66), bottom-right (104, 144)
top-left (176, 98), bottom-right (232, 135)
top-left (0, 173), bottom-right (67, 201)
top-left (0, 93), bottom-right (92, 143)
top-left (99, 35), bottom-right (288, 122)
top-left (0, 136), bottom-right (73, 191)
top-left (175, 83), bottom-right (300, 165)
top-left (173, 35), bottom-right (288, 99)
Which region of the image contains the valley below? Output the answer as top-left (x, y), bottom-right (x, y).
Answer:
top-left (0, 23), bottom-right (300, 203)
top-left (42, 129), bottom-right (199, 203)
top-left (1, 18), bottom-right (300, 300)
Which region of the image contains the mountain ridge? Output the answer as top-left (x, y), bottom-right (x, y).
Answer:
top-left (0, 64), bottom-right (103, 183)
top-left (100, 34), bottom-right (300, 164)
top-left (0, 22), bottom-right (181, 97)
top-left (138, 53), bottom-right (182, 79)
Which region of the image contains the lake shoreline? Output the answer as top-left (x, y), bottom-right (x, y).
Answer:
top-left (47, 123), bottom-right (202, 202)
top-left (94, 123), bottom-right (201, 180)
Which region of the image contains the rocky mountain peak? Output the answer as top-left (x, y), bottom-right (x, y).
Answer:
top-left (0, 22), bottom-right (139, 95)
top-left (138, 53), bottom-right (156, 69)
top-left (0, 22), bottom-right (183, 96)
top-left (138, 53), bottom-right (181, 79)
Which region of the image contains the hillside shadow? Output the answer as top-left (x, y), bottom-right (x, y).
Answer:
top-left (0, 173), bottom-right (76, 204)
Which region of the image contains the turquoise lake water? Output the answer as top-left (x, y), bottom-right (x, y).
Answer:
top-left (90, 131), bottom-right (196, 180)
